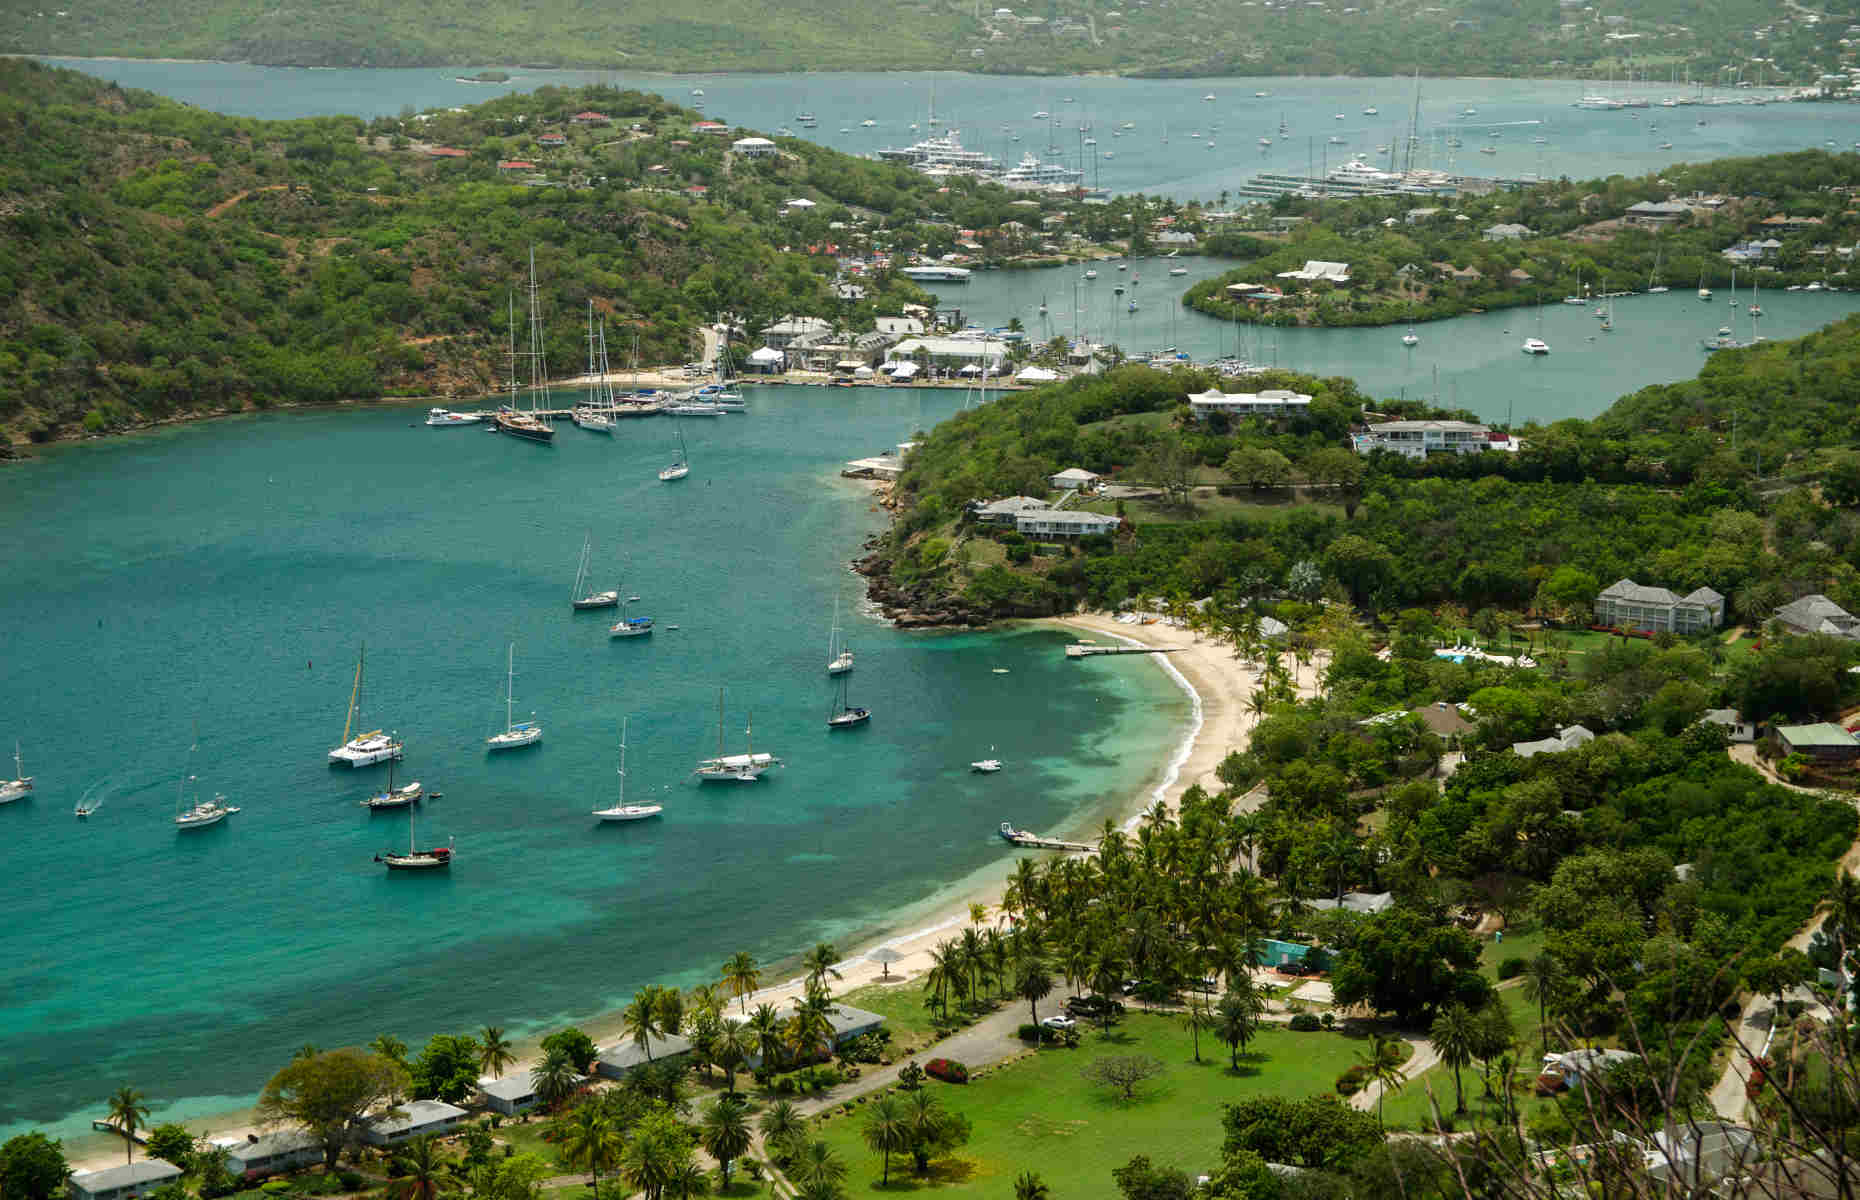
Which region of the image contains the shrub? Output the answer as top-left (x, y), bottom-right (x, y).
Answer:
top-left (1497, 956), bottom-right (1527, 980)
top-left (1335, 1064), bottom-right (1368, 1096)
top-left (1288, 1013), bottom-right (1322, 1032)
top-left (925, 1057), bottom-right (970, 1084)
top-left (1017, 1023), bottom-right (1045, 1042)
top-left (1320, 1012), bottom-right (1335, 1029)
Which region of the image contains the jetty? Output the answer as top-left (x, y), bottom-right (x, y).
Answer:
top-left (998, 822), bottom-right (1093, 853)
top-left (1065, 642), bottom-right (1180, 659)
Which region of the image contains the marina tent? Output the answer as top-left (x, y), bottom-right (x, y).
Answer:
top-left (746, 346), bottom-right (786, 370)
top-left (853, 366), bottom-right (875, 378)
top-left (957, 363), bottom-right (985, 375)
top-left (1015, 365), bottom-right (1059, 383)
top-left (889, 361), bottom-right (922, 380)
top-left (835, 360), bottom-right (866, 372)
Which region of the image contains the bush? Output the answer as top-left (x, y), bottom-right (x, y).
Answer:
top-left (1320, 1012), bottom-right (1335, 1029)
top-left (1497, 956), bottom-right (1527, 980)
top-left (1335, 1065), bottom-right (1368, 1096)
top-left (1017, 1023), bottom-right (1045, 1042)
top-left (1288, 1013), bottom-right (1322, 1032)
top-left (925, 1057), bottom-right (970, 1084)
top-left (768, 1064), bottom-right (843, 1094)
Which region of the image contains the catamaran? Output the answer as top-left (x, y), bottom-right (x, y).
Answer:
top-left (328, 646), bottom-right (403, 767)
top-left (376, 801), bottom-right (452, 870)
top-left (827, 594), bottom-right (853, 675)
top-left (609, 595), bottom-right (654, 639)
top-left (572, 533), bottom-right (620, 610)
top-left (695, 689), bottom-right (782, 782)
top-left (593, 718), bottom-right (664, 822)
top-left (485, 643), bottom-right (543, 750)
top-left (0, 742), bottom-right (31, 803)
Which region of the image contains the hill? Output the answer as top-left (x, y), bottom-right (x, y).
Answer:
top-left (0, 59), bottom-right (1022, 446)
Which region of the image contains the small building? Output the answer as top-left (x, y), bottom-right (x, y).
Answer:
top-left (1773, 723), bottom-right (1860, 761)
top-left (1275, 260), bottom-right (1351, 284)
top-left (1536, 1047), bottom-right (1639, 1093)
top-left (1405, 207), bottom-right (1443, 223)
top-left (1594, 579), bottom-right (1725, 635)
top-left (729, 135), bottom-right (777, 156)
top-left (761, 316), bottom-right (833, 349)
top-left (1306, 891), bottom-right (1394, 914)
top-left (875, 316), bottom-right (925, 337)
top-left (971, 496), bottom-right (1051, 525)
top-left (596, 1032), bottom-right (696, 1078)
top-left (497, 160), bottom-right (537, 173)
top-left (1699, 708), bottom-right (1756, 743)
top-left (570, 111), bottom-right (610, 125)
top-left (1156, 230), bottom-right (1198, 247)
top-left (1414, 700), bottom-right (1475, 741)
top-left (476, 1072), bottom-right (584, 1116)
top-left (1353, 419), bottom-right (1493, 459)
top-left (1048, 467), bottom-right (1100, 491)
top-left (1512, 724), bottom-right (1595, 759)
top-left (888, 337), bottom-right (1007, 372)
top-left (1773, 594), bottom-right (1860, 639)
top-left (224, 1130), bottom-right (323, 1177)
top-left (1483, 222), bottom-right (1532, 241)
top-left (1015, 365), bottom-right (1059, 384)
top-left (537, 132), bottom-right (567, 147)
top-left (1015, 510), bottom-right (1122, 539)
top-left (691, 121), bottom-right (729, 135)
top-left (1645, 1122), bottom-right (1758, 1187)
top-left (360, 1099), bottom-right (468, 1146)
top-left (1624, 200), bottom-right (1691, 228)
top-left (1186, 387), bottom-right (1312, 422)
top-left (69, 1162), bottom-right (184, 1200)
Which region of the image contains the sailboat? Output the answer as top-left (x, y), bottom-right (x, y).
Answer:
top-left (493, 251), bottom-right (556, 443)
top-left (572, 301), bottom-right (615, 433)
top-left (970, 752), bottom-right (1003, 773)
top-left (827, 672), bottom-right (870, 728)
top-left (174, 736), bottom-right (239, 830)
top-left (1748, 275), bottom-right (1764, 320)
top-left (1728, 267), bottom-right (1739, 308)
top-left (608, 595), bottom-right (654, 638)
top-left (827, 594), bottom-right (854, 675)
top-left (593, 718), bottom-right (664, 822)
top-left (0, 741), bottom-right (31, 803)
top-left (571, 533), bottom-right (620, 610)
top-left (1521, 295), bottom-right (1550, 355)
top-left (1648, 248), bottom-right (1669, 293)
top-left (328, 646), bottom-right (404, 767)
top-left (485, 644), bottom-right (543, 750)
top-left (375, 801), bottom-right (452, 870)
top-left (694, 689), bottom-right (783, 782)
top-left (361, 753), bottom-right (423, 810)
top-left (659, 423), bottom-right (690, 482)
top-left (1698, 269), bottom-right (1713, 302)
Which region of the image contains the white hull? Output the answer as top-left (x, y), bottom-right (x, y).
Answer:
top-left (381, 851), bottom-right (451, 870)
top-left (176, 802), bottom-right (238, 829)
top-left (363, 782), bottom-right (424, 809)
top-left (487, 727), bottom-right (542, 751)
top-left (426, 408), bottom-right (480, 426)
top-left (574, 591), bottom-right (620, 610)
top-left (695, 766), bottom-right (765, 782)
top-left (594, 804), bottom-right (664, 821)
top-left (329, 735), bottom-right (403, 767)
top-left (572, 410), bottom-right (615, 433)
top-left (659, 465), bottom-right (690, 481)
top-left (0, 779), bottom-right (31, 803)
top-left (828, 653), bottom-right (854, 675)
top-left (1521, 339), bottom-right (1549, 355)
top-left (971, 759), bottom-right (1003, 773)
top-left (609, 620), bottom-right (653, 638)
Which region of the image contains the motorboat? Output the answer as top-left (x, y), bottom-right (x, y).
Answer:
top-left (971, 758), bottom-right (1003, 773)
top-left (594, 718), bottom-right (664, 822)
top-left (667, 402), bottom-right (724, 417)
top-left (1169, 266), bottom-right (1188, 276)
top-left (1402, 330), bottom-right (1419, 347)
top-left (1521, 338), bottom-right (1550, 355)
top-left (485, 644), bottom-right (543, 750)
top-left (426, 407), bottom-right (480, 426)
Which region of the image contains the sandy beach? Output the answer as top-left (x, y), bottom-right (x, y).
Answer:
top-left (66, 610), bottom-right (1305, 1170)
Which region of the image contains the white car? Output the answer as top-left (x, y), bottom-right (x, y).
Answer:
top-left (1040, 1014), bottom-right (1077, 1030)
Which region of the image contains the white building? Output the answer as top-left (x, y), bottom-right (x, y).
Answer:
top-left (888, 337), bottom-right (1007, 371)
top-left (1773, 593), bottom-right (1860, 638)
top-left (1048, 467), bottom-right (1100, 491)
top-left (874, 316), bottom-right (925, 337)
top-left (1306, 891), bottom-right (1394, 914)
top-left (1512, 724), bottom-right (1596, 759)
top-left (1016, 510), bottom-right (1121, 539)
top-left (1483, 222), bottom-right (1532, 241)
top-left (478, 1072), bottom-right (584, 1115)
top-left (1187, 388), bottom-right (1312, 422)
top-left (761, 316), bottom-right (834, 349)
top-left (1699, 708), bottom-right (1756, 743)
top-left (222, 1131), bottom-right (323, 1177)
top-left (971, 496), bottom-right (1051, 525)
top-left (730, 137), bottom-right (778, 158)
top-left (1353, 420), bottom-right (1495, 458)
top-left (1274, 260), bottom-right (1351, 283)
top-left (69, 1162), bottom-right (183, 1200)
top-left (1595, 579), bottom-right (1725, 634)
top-left (595, 1031), bottom-right (695, 1078)
top-left (360, 1099), bottom-right (468, 1146)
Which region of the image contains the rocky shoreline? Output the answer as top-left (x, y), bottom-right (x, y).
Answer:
top-left (854, 533), bottom-right (994, 630)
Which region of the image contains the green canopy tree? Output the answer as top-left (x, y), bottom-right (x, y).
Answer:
top-left (0, 1133), bottom-right (70, 1200)
top-left (256, 1048), bottom-right (408, 1171)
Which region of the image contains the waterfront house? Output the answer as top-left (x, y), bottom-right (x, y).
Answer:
top-left (69, 1162), bottom-right (183, 1200)
top-left (1016, 510), bottom-right (1121, 539)
top-left (1483, 222), bottom-right (1532, 241)
top-left (760, 316), bottom-right (833, 350)
top-left (1512, 725), bottom-right (1596, 759)
top-left (361, 1099), bottom-right (468, 1146)
top-left (888, 337), bottom-right (1007, 373)
top-left (595, 1031), bottom-right (695, 1078)
top-left (1048, 467), bottom-right (1100, 491)
top-left (1773, 594), bottom-right (1860, 638)
top-left (1594, 579), bottom-right (1725, 634)
top-left (1352, 419), bottom-right (1494, 459)
top-left (1625, 200), bottom-right (1691, 228)
top-left (971, 496), bottom-right (1051, 525)
top-left (875, 316), bottom-right (925, 337)
top-left (1773, 723), bottom-right (1860, 761)
top-left (1156, 231), bottom-right (1198, 247)
top-left (1275, 260), bottom-right (1351, 284)
top-left (1699, 709), bottom-right (1756, 743)
top-left (222, 1131), bottom-right (322, 1177)
top-left (1187, 388), bottom-right (1312, 422)
top-left (477, 1072), bottom-right (584, 1115)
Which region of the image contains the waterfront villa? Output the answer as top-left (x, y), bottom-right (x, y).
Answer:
top-left (360, 1099), bottom-right (468, 1146)
top-left (887, 337), bottom-right (1007, 372)
top-left (721, 1000), bottom-right (887, 1065)
top-left (1048, 468), bottom-right (1100, 491)
top-left (1016, 510), bottom-right (1121, 539)
top-left (1352, 420), bottom-right (1496, 459)
top-left (1274, 260), bottom-right (1351, 284)
top-left (970, 495), bottom-right (1051, 525)
top-left (1593, 579), bottom-right (1725, 635)
top-left (596, 1031), bottom-right (696, 1078)
top-left (731, 137), bottom-right (778, 158)
top-left (221, 1131), bottom-right (322, 1177)
top-left (477, 1072), bottom-right (586, 1115)
top-left (1186, 388), bottom-right (1312, 422)
top-left (1773, 594), bottom-right (1860, 638)
top-left (68, 1161), bottom-right (182, 1200)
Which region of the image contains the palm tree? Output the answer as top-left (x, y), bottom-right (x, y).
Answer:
top-left (1014, 1172), bottom-right (1051, 1200)
top-left (959, 927), bottom-right (987, 1001)
top-left (478, 1026), bottom-right (515, 1080)
top-left (1359, 1036), bottom-right (1407, 1129)
top-left (105, 1086), bottom-right (151, 1165)
top-left (788, 984), bottom-right (836, 1062)
top-left (623, 987), bottom-right (662, 1062)
top-left (530, 1047), bottom-right (582, 1112)
top-left (369, 1034), bottom-right (410, 1068)
top-left (664, 1161), bottom-right (707, 1200)
top-left (802, 942), bottom-right (843, 992)
top-left (757, 1099), bottom-right (806, 1165)
top-left (1520, 953), bottom-right (1563, 1053)
top-left (1430, 1004), bottom-right (1479, 1115)
top-left (748, 1002), bottom-right (785, 1072)
top-left (1181, 997), bottom-right (1214, 1063)
top-left (387, 1137), bottom-right (455, 1200)
top-left (1215, 984), bottom-right (1262, 1070)
top-left (860, 1094), bottom-right (912, 1185)
top-left (923, 941), bottom-right (957, 1020)
top-left (559, 1107), bottom-right (624, 1200)
top-left (715, 1019), bottom-right (756, 1096)
top-left (901, 1089), bottom-right (951, 1176)
top-left (721, 950), bottom-right (761, 1013)
top-left (688, 983), bottom-right (725, 1020)
top-left (791, 1141), bottom-right (849, 1194)
top-left (699, 1096), bottom-right (752, 1187)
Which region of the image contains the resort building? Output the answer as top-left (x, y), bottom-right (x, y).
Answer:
top-left (886, 337), bottom-right (1008, 372)
top-left (595, 1031), bottom-right (695, 1078)
top-left (1482, 222), bottom-right (1532, 241)
top-left (970, 496), bottom-right (1051, 525)
top-left (68, 1162), bottom-right (183, 1200)
top-left (1352, 420), bottom-right (1496, 459)
top-left (1773, 594), bottom-right (1860, 638)
top-left (760, 316), bottom-right (834, 350)
top-left (1624, 200), bottom-right (1692, 228)
top-left (1512, 725), bottom-right (1596, 759)
top-left (1186, 388), bottom-right (1313, 422)
top-left (1048, 467), bottom-right (1100, 491)
top-left (1773, 723), bottom-right (1860, 761)
top-left (722, 1001), bottom-right (887, 1066)
top-left (1015, 510), bottom-right (1121, 539)
top-left (477, 1072), bottom-right (584, 1116)
top-left (360, 1100), bottom-right (468, 1146)
top-left (222, 1131), bottom-right (323, 1177)
top-left (1593, 579), bottom-right (1725, 634)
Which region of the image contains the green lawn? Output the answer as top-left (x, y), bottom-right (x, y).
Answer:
top-left (1377, 989), bottom-right (1559, 1132)
top-left (1479, 928), bottom-right (1544, 980)
top-left (808, 1013), bottom-right (1366, 1196)
top-left (837, 981), bottom-right (962, 1057)
top-left (495, 1119), bottom-right (575, 1172)
top-left (1077, 491), bottom-right (1346, 525)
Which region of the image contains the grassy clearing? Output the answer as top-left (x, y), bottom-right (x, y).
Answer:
top-left (1479, 928), bottom-right (1545, 980)
top-left (837, 981), bottom-right (960, 1057)
top-left (808, 1012), bottom-right (1365, 1196)
top-left (495, 1120), bottom-right (575, 1172)
top-left (1078, 491), bottom-right (1347, 525)
top-left (1378, 989), bottom-right (1559, 1132)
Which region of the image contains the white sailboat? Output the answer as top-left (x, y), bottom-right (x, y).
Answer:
top-left (572, 533), bottom-right (620, 610)
top-left (485, 643), bottom-right (543, 750)
top-left (376, 801), bottom-right (452, 870)
top-left (694, 689), bottom-right (782, 782)
top-left (573, 301), bottom-right (615, 433)
top-left (174, 736), bottom-right (239, 830)
top-left (1648, 247), bottom-right (1669, 293)
top-left (827, 594), bottom-right (854, 675)
top-left (0, 741), bottom-right (31, 803)
top-left (608, 595), bottom-right (654, 638)
top-left (328, 646), bottom-right (404, 767)
top-left (361, 753), bottom-right (423, 810)
top-left (659, 423), bottom-right (690, 481)
top-left (593, 718), bottom-right (664, 822)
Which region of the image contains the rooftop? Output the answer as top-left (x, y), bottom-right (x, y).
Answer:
top-left (72, 1162), bottom-right (184, 1191)
top-left (1776, 723), bottom-right (1859, 748)
top-left (367, 1099), bottom-right (467, 1138)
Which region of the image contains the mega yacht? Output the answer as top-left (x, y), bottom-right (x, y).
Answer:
top-left (875, 131), bottom-right (999, 174)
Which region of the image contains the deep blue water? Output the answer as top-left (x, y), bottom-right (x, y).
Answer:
top-left (0, 386), bottom-right (1186, 1139)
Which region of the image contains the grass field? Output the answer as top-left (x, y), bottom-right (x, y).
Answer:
top-left (1376, 989), bottom-right (1562, 1132)
top-left (808, 1013), bottom-right (1365, 1195)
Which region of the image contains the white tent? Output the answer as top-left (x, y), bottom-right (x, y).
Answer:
top-left (853, 365), bottom-right (875, 378)
top-left (1015, 365), bottom-right (1059, 383)
top-left (890, 361), bottom-right (921, 380)
top-left (957, 363), bottom-right (984, 375)
top-left (785, 197), bottom-right (817, 209)
top-left (747, 346), bottom-right (784, 364)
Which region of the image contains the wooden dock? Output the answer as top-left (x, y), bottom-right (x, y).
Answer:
top-left (998, 823), bottom-right (1094, 853)
top-left (1065, 642), bottom-right (1180, 659)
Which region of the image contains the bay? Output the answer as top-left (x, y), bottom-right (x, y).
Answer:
top-left (0, 386), bottom-right (1187, 1140)
top-left (36, 59), bottom-right (1848, 203)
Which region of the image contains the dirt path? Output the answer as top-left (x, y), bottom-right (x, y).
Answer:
top-left (205, 185), bottom-right (287, 218)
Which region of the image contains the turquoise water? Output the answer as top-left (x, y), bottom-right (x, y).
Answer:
top-left (0, 386), bottom-right (1187, 1138)
top-left (37, 60), bottom-right (1850, 202)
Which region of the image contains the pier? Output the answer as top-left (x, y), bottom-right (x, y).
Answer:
top-left (998, 823), bottom-right (1094, 853)
top-left (1064, 642), bottom-right (1181, 659)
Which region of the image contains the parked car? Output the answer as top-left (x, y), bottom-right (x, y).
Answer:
top-left (1065, 995), bottom-right (1125, 1018)
top-left (1189, 977), bottom-right (1219, 993)
top-left (1277, 961), bottom-right (1317, 977)
top-left (1039, 1014), bottom-right (1077, 1030)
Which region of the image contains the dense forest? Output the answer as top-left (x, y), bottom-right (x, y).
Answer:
top-left (0, 59), bottom-right (994, 444)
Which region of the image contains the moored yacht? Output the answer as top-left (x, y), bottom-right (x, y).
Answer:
top-left (485, 643), bottom-right (543, 751)
top-left (695, 690), bottom-right (781, 782)
top-left (594, 718), bottom-right (663, 822)
top-left (175, 793), bottom-right (239, 829)
top-left (426, 407), bottom-right (480, 426)
top-left (328, 646), bottom-right (403, 767)
top-left (609, 596), bottom-right (654, 638)
top-left (0, 743), bottom-right (31, 803)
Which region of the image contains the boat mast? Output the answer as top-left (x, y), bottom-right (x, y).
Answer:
top-left (504, 643), bottom-right (516, 735)
top-left (526, 247), bottom-right (551, 423)
top-left (716, 687), bottom-right (725, 759)
top-left (343, 645), bottom-right (364, 745)
top-left (618, 718), bottom-right (628, 806)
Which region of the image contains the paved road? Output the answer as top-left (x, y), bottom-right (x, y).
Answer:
top-left (1351, 1036), bottom-right (1440, 1113)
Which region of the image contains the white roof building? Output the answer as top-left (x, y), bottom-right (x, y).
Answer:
top-left (731, 137), bottom-right (778, 157)
top-left (1483, 222), bottom-right (1533, 241)
top-left (69, 1162), bottom-right (184, 1200)
top-left (1049, 467), bottom-right (1101, 490)
top-left (361, 1100), bottom-right (468, 1146)
top-left (1306, 891), bottom-right (1395, 914)
top-left (1016, 510), bottom-right (1122, 538)
top-left (888, 337), bottom-right (1007, 369)
top-left (1275, 260), bottom-right (1351, 283)
top-left (1353, 419), bottom-right (1495, 459)
top-left (1015, 365), bottom-right (1059, 383)
top-left (1774, 594), bottom-right (1860, 638)
top-left (1595, 579), bottom-right (1725, 635)
top-left (1513, 724), bottom-right (1596, 759)
top-left (1187, 388), bottom-right (1311, 421)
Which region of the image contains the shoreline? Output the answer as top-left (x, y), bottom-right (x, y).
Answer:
top-left (58, 611), bottom-right (1282, 1171)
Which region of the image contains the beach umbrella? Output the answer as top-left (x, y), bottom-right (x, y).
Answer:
top-left (868, 946), bottom-right (904, 979)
